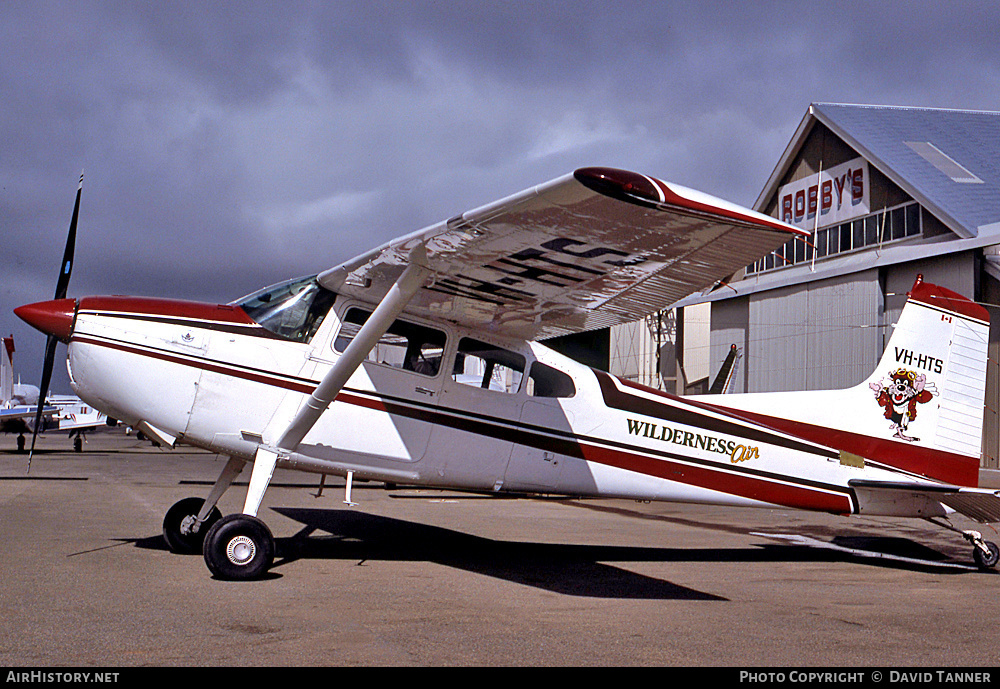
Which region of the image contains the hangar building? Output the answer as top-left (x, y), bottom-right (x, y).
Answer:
top-left (631, 103), bottom-right (1000, 468)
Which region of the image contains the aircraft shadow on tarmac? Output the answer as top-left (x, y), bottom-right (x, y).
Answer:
top-left (270, 507), bottom-right (730, 600)
top-left (127, 506), bottom-right (976, 595)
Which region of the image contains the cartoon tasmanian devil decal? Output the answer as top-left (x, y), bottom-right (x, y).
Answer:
top-left (869, 368), bottom-right (938, 442)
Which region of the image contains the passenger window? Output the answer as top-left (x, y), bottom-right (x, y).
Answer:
top-left (334, 308), bottom-right (446, 377)
top-left (453, 338), bottom-right (524, 394)
top-left (526, 362), bottom-right (575, 398)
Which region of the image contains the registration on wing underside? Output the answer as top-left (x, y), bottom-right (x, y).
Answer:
top-left (320, 168), bottom-right (803, 340)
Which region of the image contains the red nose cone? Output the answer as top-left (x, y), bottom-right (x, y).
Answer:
top-left (14, 298), bottom-right (77, 340)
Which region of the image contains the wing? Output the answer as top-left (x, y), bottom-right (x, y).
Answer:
top-left (0, 406), bottom-right (43, 422)
top-left (0, 405), bottom-right (56, 429)
top-left (319, 167), bottom-right (806, 341)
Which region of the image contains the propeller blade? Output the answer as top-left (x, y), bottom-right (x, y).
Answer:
top-left (26, 172), bottom-right (83, 471)
top-left (26, 334), bottom-right (58, 470)
top-left (54, 172), bottom-right (83, 300)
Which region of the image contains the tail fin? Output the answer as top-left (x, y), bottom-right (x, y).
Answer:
top-left (862, 276), bottom-right (989, 457)
top-left (691, 276), bottom-right (990, 484)
top-left (1, 337), bottom-right (13, 404)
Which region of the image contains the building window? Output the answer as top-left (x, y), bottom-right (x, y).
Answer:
top-left (747, 201), bottom-right (921, 275)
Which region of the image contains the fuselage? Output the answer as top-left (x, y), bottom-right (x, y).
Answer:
top-left (38, 279), bottom-right (964, 520)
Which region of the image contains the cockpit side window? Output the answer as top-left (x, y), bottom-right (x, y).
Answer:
top-left (334, 307), bottom-right (446, 377)
top-left (233, 275), bottom-right (336, 344)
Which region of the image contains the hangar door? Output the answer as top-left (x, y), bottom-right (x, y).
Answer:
top-left (746, 271), bottom-right (883, 393)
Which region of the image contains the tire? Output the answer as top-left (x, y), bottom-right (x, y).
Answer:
top-left (162, 497), bottom-right (222, 554)
top-left (202, 514), bottom-right (274, 581)
top-left (973, 541), bottom-right (1000, 571)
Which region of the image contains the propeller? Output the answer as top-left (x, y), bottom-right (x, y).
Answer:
top-left (26, 172), bottom-right (83, 470)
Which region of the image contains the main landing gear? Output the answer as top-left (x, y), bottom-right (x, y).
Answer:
top-left (161, 455), bottom-right (276, 581)
top-left (163, 495), bottom-right (276, 580)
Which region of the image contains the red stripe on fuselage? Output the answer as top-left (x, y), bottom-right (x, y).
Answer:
top-left (70, 330), bottom-right (854, 513)
top-left (611, 376), bottom-right (978, 488)
top-left (696, 406), bottom-right (979, 488)
top-left (579, 442), bottom-right (853, 513)
top-left (79, 296), bottom-right (258, 326)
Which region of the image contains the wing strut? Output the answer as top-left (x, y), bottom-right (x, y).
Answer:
top-left (241, 248), bottom-right (432, 517)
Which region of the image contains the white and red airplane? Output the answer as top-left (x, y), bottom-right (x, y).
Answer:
top-left (15, 167), bottom-right (1000, 579)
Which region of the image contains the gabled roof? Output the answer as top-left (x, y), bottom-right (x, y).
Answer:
top-left (672, 104), bottom-right (1000, 309)
top-left (757, 103), bottom-right (1000, 239)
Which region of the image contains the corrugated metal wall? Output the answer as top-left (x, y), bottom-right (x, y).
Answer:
top-left (744, 271), bottom-right (883, 393)
top-left (609, 319), bottom-right (661, 388)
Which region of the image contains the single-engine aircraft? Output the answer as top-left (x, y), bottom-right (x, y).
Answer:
top-left (15, 167), bottom-right (1000, 580)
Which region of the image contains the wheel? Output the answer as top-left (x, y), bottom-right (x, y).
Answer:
top-left (162, 497), bottom-right (222, 554)
top-left (73, 435), bottom-right (83, 452)
top-left (16, 435), bottom-right (25, 453)
top-left (202, 514), bottom-right (274, 581)
top-left (973, 540), bottom-right (1000, 571)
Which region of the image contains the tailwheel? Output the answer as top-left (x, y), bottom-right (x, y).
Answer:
top-left (203, 514), bottom-right (274, 581)
top-left (972, 539), bottom-right (1000, 571)
top-left (163, 497), bottom-right (222, 554)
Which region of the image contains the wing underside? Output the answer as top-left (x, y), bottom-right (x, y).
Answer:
top-left (319, 167), bottom-right (806, 341)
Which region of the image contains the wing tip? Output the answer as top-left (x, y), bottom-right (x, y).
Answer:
top-left (574, 167), bottom-right (664, 205)
top-left (575, 166), bottom-right (806, 236)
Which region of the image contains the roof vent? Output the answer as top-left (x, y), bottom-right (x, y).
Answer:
top-left (904, 141), bottom-right (983, 184)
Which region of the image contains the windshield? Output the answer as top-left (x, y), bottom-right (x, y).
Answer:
top-left (232, 275), bottom-right (336, 343)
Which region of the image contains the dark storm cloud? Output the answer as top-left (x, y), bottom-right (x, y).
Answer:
top-left (3, 0), bottom-right (1000, 391)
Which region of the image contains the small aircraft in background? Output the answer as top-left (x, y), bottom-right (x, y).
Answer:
top-left (15, 167), bottom-right (1000, 580)
top-left (1, 335), bottom-right (106, 452)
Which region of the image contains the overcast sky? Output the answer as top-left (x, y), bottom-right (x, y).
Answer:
top-left (3, 0), bottom-right (1000, 393)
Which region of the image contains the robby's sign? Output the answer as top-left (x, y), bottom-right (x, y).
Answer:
top-left (779, 158), bottom-right (870, 231)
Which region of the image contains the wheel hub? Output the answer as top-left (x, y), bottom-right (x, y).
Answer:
top-left (179, 515), bottom-right (198, 537)
top-left (226, 535), bottom-right (256, 565)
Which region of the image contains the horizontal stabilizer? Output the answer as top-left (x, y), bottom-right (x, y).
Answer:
top-left (850, 479), bottom-right (1000, 523)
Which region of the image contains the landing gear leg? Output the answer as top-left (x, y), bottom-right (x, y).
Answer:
top-left (162, 456), bottom-right (245, 554)
top-left (202, 446), bottom-right (278, 580)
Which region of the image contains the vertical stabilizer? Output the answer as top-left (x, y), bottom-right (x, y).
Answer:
top-left (1, 337), bottom-right (13, 405)
top-left (862, 276), bottom-right (988, 457)
top-left (690, 276), bottom-right (990, 484)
